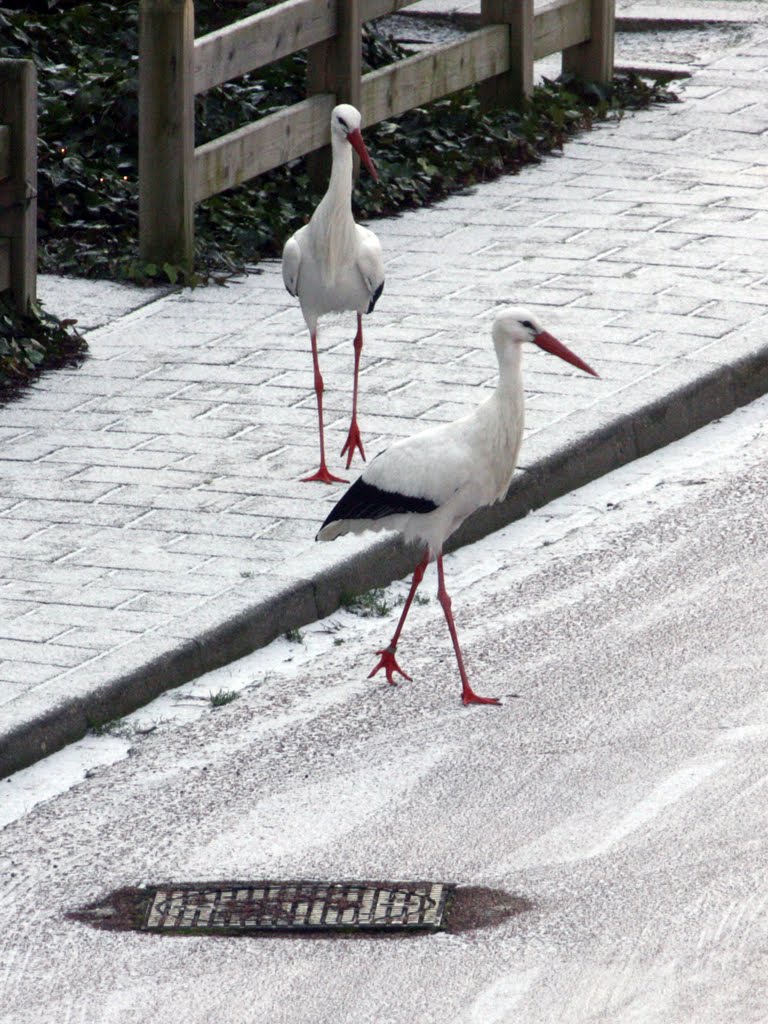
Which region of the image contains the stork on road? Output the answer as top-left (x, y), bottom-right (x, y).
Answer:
top-left (317, 308), bottom-right (599, 705)
top-left (282, 104), bottom-right (385, 484)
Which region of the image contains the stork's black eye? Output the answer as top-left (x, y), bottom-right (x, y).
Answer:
top-left (521, 320), bottom-right (534, 330)
top-left (337, 116), bottom-right (349, 129)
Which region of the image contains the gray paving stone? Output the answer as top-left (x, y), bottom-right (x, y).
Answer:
top-left (0, 617), bottom-right (71, 643)
top-left (118, 591), bottom-right (216, 615)
top-left (135, 508), bottom-right (269, 538)
top-left (0, 661), bottom-right (59, 687)
top-left (94, 485), bottom-right (240, 513)
top-left (52, 627), bottom-right (139, 650)
top-left (35, 602), bottom-right (170, 633)
top-left (8, 499), bottom-right (145, 529)
top-left (1, 579), bottom-right (138, 609)
top-left (60, 547), bottom-right (208, 574)
top-left (4, 21), bottom-right (768, 776)
top-left (96, 567), bottom-right (227, 596)
top-left (0, 559), bottom-right (107, 589)
top-left (0, 638), bottom-right (98, 668)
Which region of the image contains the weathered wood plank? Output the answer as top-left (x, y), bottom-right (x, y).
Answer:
top-left (194, 95), bottom-right (335, 203)
top-left (563, 0), bottom-right (615, 82)
top-left (0, 238), bottom-right (10, 293)
top-left (306, 0), bottom-right (361, 189)
top-left (194, 0), bottom-right (335, 95)
top-left (188, 0), bottom-right (612, 210)
top-left (534, 0), bottom-right (590, 59)
top-left (139, 0), bottom-right (195, 271)
top-left (0, 60), bottom-right (36, 312)
top-left (0, 124), bottom-right (10, 180)
top-left (360, 26), bottom-right (509, 126)
top-left (479, 0), bottom-right (533, 110)
top-left (360, 0), bottom-right (422, 20)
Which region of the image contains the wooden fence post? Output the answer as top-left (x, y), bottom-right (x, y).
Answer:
top-left (0, 60), bottom-right (37, 313)
top-left (139, 0), bottom-right (195, 273)
top-left (562, 0), bottom-right (615, 83)
top-left (479, 0), bottom-right (534, 111)
top-left (306, 0), bottom-right (362, 191)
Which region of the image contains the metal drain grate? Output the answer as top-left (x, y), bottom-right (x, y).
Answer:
top-left (143, 881), bottom-right (450, 933)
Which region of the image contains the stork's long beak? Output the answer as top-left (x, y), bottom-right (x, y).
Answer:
top-left (534, 330), bottom-right (599, 378)
top-left (347, 127), bottom-right (379, 181)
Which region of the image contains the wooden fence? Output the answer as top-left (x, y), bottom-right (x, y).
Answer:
top-left (0, 59), bottom-right (37, 314)
top-left (139, 0), bottom-right (615, 271)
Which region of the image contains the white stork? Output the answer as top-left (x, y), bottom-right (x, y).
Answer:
top-left (282, 103), bottom-right (384, 484)
top-left (317, 307), bottom-right (599, 705)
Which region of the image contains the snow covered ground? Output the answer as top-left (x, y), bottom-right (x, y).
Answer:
top-left (3, 391), bottom-right (768, 1022)
top-left (6, 390), bottom-right (768, 829)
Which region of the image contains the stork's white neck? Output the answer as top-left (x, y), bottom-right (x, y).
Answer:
top-left (478, 339), bottom-right (525, 500)
top-left (310, 134), bottom-right (356, 284)
top-left (494, 338), bottom-right (524, 392)
top-left (319, 134), bottom-right (354, 218)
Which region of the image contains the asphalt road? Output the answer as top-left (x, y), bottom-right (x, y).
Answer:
top-left (2, 395), bottom-right (768, 1023)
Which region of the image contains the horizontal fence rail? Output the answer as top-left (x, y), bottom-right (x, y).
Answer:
top-left (140, 0), bottom-right (615, 270)
top-left (0, 59), bottom-right (37, 311)
top-left (194, 0), bottom-right (337, 94)
top-left (360, 25), bottom-right (511, 129)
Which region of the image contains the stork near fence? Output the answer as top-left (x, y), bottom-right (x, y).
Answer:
top-left (139, 0), bottom-right (615, 273)
top-left (0, 59), bottom-right (37, 313)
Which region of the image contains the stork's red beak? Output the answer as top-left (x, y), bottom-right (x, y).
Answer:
top-left (534, 330), bottom-right (599, 377)
top-left (347, 127), bottom-right (378, 182)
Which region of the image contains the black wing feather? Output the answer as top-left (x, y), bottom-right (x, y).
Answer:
top-left (367, 280), bottom-right (384, 314)
top-left (320, 476), bottom-right (437, 532)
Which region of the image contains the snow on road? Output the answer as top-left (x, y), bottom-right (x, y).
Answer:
top-left (3, 394), bottom-right (768, 1022)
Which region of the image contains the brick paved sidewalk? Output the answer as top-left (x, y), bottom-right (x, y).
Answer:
top-left (2, 23), bottom-right (768, 776)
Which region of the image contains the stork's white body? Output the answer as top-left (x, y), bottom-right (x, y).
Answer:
top-left (318, 341), bottom-right (525, 557)
top-left (282, 105), bottom-right (384, 482)
top-left (282, 203), bottom-right (383, 332)
top-left (317, 308), bottom-right (599, 705)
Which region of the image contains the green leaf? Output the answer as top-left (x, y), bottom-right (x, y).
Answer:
top-left (163, 262), bottom-right (179, 285)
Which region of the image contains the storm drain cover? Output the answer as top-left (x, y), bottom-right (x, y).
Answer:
top-left (71, 882), bottom-right (533, 937)
top-left (143, 880), bottom-right (450, 933)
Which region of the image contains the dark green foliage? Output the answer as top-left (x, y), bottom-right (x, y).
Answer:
top-left (208, 688), bottom-right (239, 707)
top-left (0, 293), bottom-right (86, 395)
top-left (0, 1), bottom-right (677, 285)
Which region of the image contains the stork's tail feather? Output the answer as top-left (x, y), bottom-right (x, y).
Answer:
top-left (367, 281), bottom-right (384, 314)
top-left (317, 476), bottom-right (438, 541)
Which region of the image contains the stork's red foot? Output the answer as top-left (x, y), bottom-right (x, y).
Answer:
top-left (368, 647), bottom-right (412, 686)
top-left (461, 688), bottom-right (501, 706)
top-left (340, 420), bottom-right (366, 469)
top-left (301, 464), bottom-right (348, 484)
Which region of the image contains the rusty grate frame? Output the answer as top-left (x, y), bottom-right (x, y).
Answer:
top-left (142, 880), bottom-right (452, 934)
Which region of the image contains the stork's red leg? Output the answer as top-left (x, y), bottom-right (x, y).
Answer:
top-left (436, 554), bottom-right (500, 706)
top-left (369, 549), bottom-right (430, 686)
top-left (340, 314), bottom-right (366, 469)
top-left (302, 330), bottom-right (348, 485)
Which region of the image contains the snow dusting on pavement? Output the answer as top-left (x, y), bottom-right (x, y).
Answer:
top-left (4, 390), bottom-right (768, 830)
top-left (3, 394), bottom-right (768, 1024)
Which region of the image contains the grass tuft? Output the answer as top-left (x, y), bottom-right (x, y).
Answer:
top-left (340, 588), bottom-right (394, 618)
top-left (87, 716), bottom-right (130, 737)
top-left (208, 689), bottom-right (239, 708)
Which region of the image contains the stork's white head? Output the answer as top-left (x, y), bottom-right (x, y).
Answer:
top-left (330, 104), bottom-right (378, 181)
top-left (331, 104), bottom-right (362, 139)
top-left (492, 307), bottom-right (543, 348)
top-left (492, 306), bottom-right (599, 377)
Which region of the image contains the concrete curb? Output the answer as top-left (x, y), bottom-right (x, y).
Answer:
top-left (4, 339), bottom-right (768, 779)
